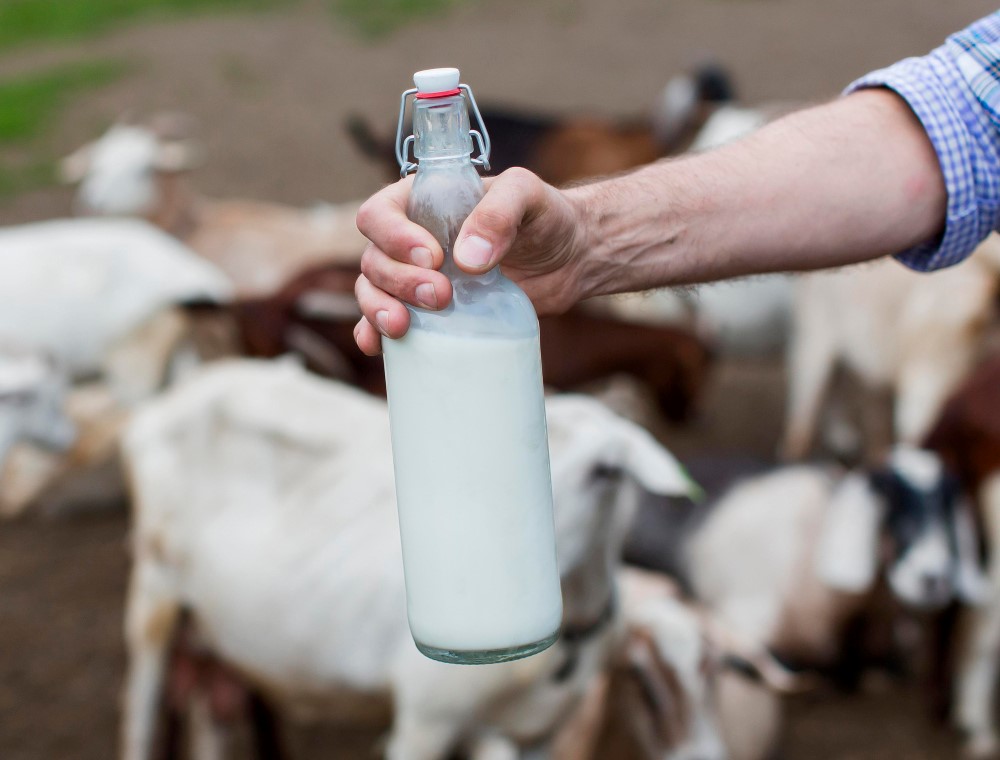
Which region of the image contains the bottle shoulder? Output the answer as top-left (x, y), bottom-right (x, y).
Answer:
top-left (409, 273), bottom-right (539, 338)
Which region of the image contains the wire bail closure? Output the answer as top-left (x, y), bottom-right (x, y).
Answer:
top-left (395, 83), bottom-right (492, 178)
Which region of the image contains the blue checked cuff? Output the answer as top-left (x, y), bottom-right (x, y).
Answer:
top-left (845, 12), bottom-right (1000, 271)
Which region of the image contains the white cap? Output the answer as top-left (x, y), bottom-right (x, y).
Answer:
top-left (413, 67), bottom-right (460, 94)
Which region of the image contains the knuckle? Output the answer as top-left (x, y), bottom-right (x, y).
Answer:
top-left (355, 199), bottom-right (376, 234)
top-left (386, 268), bottom-right (408, 297)
top-left (503, 166), bottom-right (535, 186)
top-left (359, 246), bottom-right (379, 278)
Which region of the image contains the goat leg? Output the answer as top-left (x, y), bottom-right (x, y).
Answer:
top-left (956, 474), bottom-right (1000, 758)
top-left (780, 308), bottom-right (836, 461)
top-left (121, 562), bottom-right (182, 760)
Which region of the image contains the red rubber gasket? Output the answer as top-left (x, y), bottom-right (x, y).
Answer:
top-left (415, 88), bottom-right (462, 99)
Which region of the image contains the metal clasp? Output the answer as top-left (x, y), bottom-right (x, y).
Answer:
top-left (394, 83), bottom-right (492, 178)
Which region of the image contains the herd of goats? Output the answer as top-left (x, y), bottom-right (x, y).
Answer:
top-left (7, 65), bottom-right (1000, 760)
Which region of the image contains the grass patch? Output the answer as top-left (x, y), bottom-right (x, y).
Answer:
top-left (0, 0), bottom-right (464, 51)
top-left (330, 0), bottom-right (469, 38)
top-left (0, 59), bottom-right (128, 197)
top-left (0, 0), bottom-right (292, 52)
top-left (0, 59), bottom-right (127, 142)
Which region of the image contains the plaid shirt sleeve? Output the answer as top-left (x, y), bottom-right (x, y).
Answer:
top-left (845, 11), bottom-right (1000, 271)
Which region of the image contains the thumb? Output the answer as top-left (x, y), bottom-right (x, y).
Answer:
top-left (454, 168), bottom-right (545, 273)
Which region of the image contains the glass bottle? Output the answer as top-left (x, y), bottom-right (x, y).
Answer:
top-left (382, 68), bottom-right (563, 664)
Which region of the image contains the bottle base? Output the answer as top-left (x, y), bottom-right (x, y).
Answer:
top-left (415, 630), bottom-right (559, 665)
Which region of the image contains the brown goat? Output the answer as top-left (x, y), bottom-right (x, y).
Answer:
top-left (212, 262), bottom-right (712, 424)
top-left (923, 353), bottom-right (1000, 757)
top-left (924, 353), bottom-right (1000, 492)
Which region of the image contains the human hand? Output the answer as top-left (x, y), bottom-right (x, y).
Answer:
top-left (354, 168), bottom-right (588, 355)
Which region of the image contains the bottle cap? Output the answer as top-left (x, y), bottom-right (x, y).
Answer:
top-left (414, 68), bottom-right (461, 95)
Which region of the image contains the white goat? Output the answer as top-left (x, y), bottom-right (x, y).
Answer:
top-left (781, 234), bottom-right (1000, 460)
top-left (62, 122), bottom-right (369, 298)
top-left (0, 218), bottom-right (230, 398)
top-left (120, 359), bottom-right (696, 760)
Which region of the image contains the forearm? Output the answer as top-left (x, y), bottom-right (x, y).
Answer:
top-left (568, 89), bottom-right (946, 298)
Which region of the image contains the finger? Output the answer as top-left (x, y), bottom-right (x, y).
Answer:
top-left (354, 317), bottom-right (383, 356)
top-left (355, 274), bottom-right (410, 340)
top-left (356, 177), bottom-right (444, 269)
top-left (453, 167), bottom-right (548, 273)
top-left (361, 243), bottom-right (453, 311)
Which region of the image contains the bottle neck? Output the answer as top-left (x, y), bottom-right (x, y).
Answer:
top-left (413, 95), bottom-right (473, 163)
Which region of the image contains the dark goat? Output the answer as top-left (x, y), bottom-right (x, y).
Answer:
top-left (347, 63), bottom-right (736, 186)
top-left (208, 262), bottom-right (713, 424)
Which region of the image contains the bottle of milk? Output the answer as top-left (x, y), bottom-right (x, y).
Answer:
top-left (382, 67), bottom-right (563, 664)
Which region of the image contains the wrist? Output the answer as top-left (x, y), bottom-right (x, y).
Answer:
top-left (564, 163), bottom-right (700, 299)
top-left (562, 183), bottom-right (603, 301)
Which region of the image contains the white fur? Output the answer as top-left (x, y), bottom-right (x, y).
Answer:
top-left (689, 105), bottom-right (768, 153)
top-left (782, 234), bottom-right (1000, 458)
top-left (814, 473), bottom-right (883, 594)
top-left (0, 347), bottom-right (75, 477)
top-left (889, 445), bottom-right (943, 491)
top-left (72, 125), bottom-right (162, 216)
top-left (688, 466), bottom-right (834, 645)
top-left (0, 218), bottom-right (230, 381)
top-left (120, 360), bottom-right (695, 760)
top-left (652, 74), bottom-right (699, 146)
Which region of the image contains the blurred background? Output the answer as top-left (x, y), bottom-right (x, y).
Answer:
top-left (2, 1), bottom-right (1000, 759)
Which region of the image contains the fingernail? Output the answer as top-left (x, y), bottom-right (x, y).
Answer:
top-left (415, 282), bottom-right (438, 309)
top-left (456, 235), bottom-right (493, 269)
top-left (410, 246), bottom-right (433, 268)
top-left (375, 310), bottom-right (390, 336)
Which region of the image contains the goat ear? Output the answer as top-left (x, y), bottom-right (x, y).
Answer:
top-left (814, 473), bottom-right (883, 593)
top-left (621, 629), bottom-right (682, 743)
top-left (621, 422), bottom-right (701, 499)
top-left (59, 143), bottom-right (93, 184)
top-left (154, 140), bottom-right (204, 172)
top-left (954, 497), bottom-right (990, 604)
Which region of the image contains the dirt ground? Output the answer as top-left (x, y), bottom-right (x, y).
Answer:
top-left (2, 0), bottom-right (999, 758)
